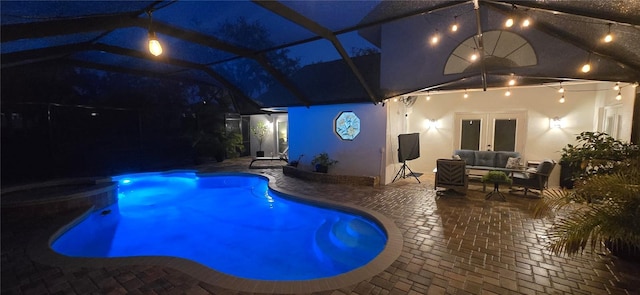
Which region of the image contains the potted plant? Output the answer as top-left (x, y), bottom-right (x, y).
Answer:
top-left (251, 121), bottom-right (269, 157)
top-left (536, 135), bottom-right (640, 261)
top-left (560, 131), bottom-right (639, 185)
top-left (311, 152), bottom-right (338, 173)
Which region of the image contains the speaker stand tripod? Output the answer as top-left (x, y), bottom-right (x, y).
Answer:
top-left (392, 161), bottom-right (421, 183)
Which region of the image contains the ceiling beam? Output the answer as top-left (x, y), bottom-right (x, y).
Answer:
top-left (1, 42), bottom-right (93, 68)
top-left (473, 0), bottom-right (488, 91)
top-left (254, 0), bottom-right (380, 104)
top-left (1, 14), bottom-right (141, 43)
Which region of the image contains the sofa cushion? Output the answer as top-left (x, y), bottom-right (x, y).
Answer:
top-left (474, 151), bottom-right (496, 167)
top-left (495, 151), bottom-right (521, 168)
top-left (454, 150), bottom-right (475, 166)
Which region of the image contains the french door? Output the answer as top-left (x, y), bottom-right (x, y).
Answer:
top-left (601, 105), bottom-right (623, 140)
top-left (454, 111), bottom-right (526, 152)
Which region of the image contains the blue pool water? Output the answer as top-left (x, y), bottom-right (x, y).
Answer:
top-left (52, 172), bottom-right (387, 280)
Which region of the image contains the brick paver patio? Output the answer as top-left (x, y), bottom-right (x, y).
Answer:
top-left (2, 157), bottom-right (639, 294)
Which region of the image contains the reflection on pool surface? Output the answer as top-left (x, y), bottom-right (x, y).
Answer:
top-left (52, 172), bottom-right (387, 280)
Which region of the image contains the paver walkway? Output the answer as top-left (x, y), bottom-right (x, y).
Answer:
top-left (2, 157), bottom-right (639, 294)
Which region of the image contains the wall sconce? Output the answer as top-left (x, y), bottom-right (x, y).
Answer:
top-left (550, 117), bottom-right (563, 129)
top-left (424, 119), bottom-right (439, 129)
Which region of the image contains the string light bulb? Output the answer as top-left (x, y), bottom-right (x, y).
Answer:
top-left (508, 78), bottom-right (516, 86)
top-left (451, 16), bottom-right (459, 32)
top-left (505, 18), bottom-right (514, 28)
top-left (559, 94), bottom-right (565, 103)
top-left (613, 82), bottom-right (620, 91)
top-left (148, 32), bottom-right (163, 56)
top-left (463, 89), bottom-right (469, 99)
top-left (558, 82), bottom-right (565, 93)
top-left (616, 90), bottom-right (622, 100)
top-left (470, 49), bottom-right (478, 61)
top-left (521, 18), bottom-right (531, 27)
top-left (581, 62), bottom-right (591, 73)
top-left (430, 30), bottom-right (439, 45)
top-left (505, 89), bottom-right (511, 97)
top-left (426, 92), bottom-right (431, 101)
top-left (147, 11), bottom-right (163, 56)
top-left (603, 23), bottom-right (613, 43)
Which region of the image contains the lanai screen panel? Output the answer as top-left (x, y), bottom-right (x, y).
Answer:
top-left (0, 1), bottom-right (151, 25)
top-left (151, 1), bottom-right (315, 51)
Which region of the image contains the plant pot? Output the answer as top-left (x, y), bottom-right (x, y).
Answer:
top-left (256, 151), bottom-right (265, 157)
top-left (605, 240), bottom-right (640, 262)
top-left (315, 164), bottom-right (328, 173)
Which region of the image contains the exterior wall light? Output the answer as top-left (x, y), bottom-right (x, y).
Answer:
top-left (424, 119), bottom-right (439, 129)
top-left (550, 117), bottom-right (563, 129)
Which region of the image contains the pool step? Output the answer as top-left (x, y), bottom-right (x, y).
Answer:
top-left (313, 218), bottom-right (384, 271)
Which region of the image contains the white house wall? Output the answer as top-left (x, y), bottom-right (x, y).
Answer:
top-left (385, 82), bottom-right (637, 187)
top-left (287, 103), bottom-right (387, 179)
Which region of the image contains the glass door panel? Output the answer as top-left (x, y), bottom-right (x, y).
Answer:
top-left (493, 119), bottom-right (516, 151)
top-left (277, 120), bottom-right (288, 153)
top-left (461, 119), bottom-right (481, 150)
top-left (455, 112), bottom-right (526, 153)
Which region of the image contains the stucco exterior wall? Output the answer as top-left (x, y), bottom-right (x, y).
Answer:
top-left (386, 82), bottom-right (636, 187)
top-left (287, 103), bottom-right (387, 179)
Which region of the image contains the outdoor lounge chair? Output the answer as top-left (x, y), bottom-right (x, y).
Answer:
top-left (435, 159), bottom-right (468, 195)
top-left (511, 159), bottom-right (556, 196)
top-left (249, 147), bottom-right (288, 168)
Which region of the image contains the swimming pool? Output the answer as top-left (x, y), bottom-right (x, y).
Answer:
top-left (51, 171), bottom-right (387, 281)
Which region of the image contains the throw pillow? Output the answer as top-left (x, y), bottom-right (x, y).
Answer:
top-left (452, 154), bottom-right (461, 160)
top-left (505, 157), bottom-right (520, 168)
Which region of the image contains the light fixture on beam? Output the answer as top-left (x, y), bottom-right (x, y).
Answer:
top-left (147, 11), bottom-right (163, 56)
top-left (451, 16), bottom-right (459, 32)
top-left (470, 48), bottom-right (478, 62)
top-left (505, 17), bottom-right (514, 28)
top-left (430, 29), bottom-right (440, 45)
top-left (603, 23), bottom-right (613, 43)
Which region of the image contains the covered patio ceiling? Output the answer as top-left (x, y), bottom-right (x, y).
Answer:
top-left (2, 0), bottom-right (640, 114)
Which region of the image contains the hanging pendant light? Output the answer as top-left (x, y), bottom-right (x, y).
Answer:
top-left (148, 31), bottom-right (163, 56)
top-left (603, 23), bottom-right (613, 43)
top-left (147, 11), bottom-right (163, 56)
top-left (451, 16), bottom-right (459, 32)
